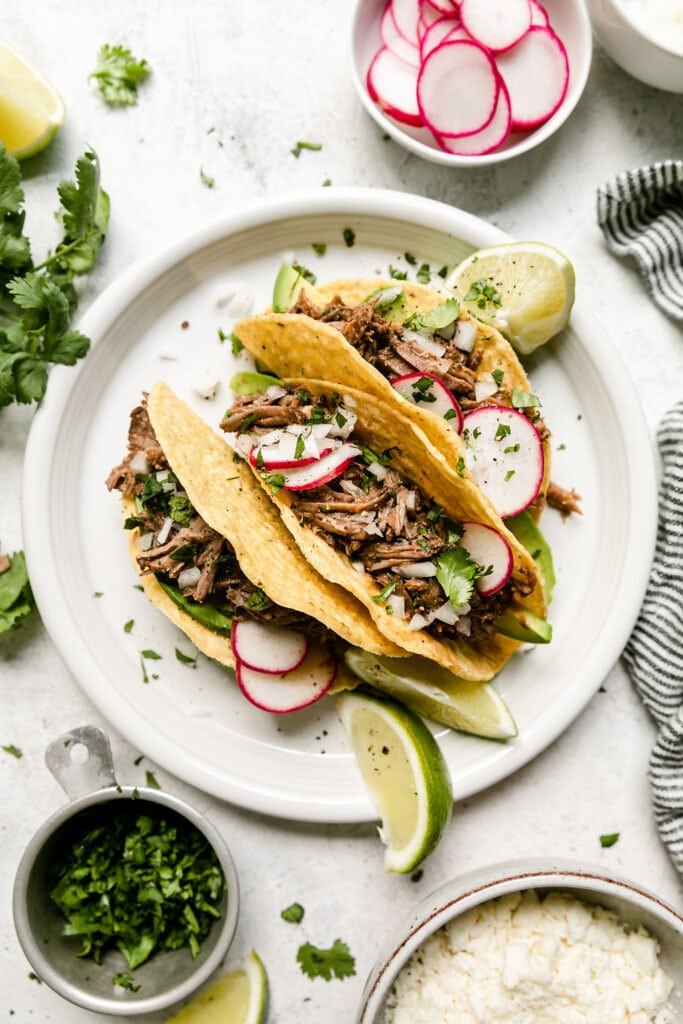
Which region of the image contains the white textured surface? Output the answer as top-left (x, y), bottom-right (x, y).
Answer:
top-left (1, 2), bottom-right (683, 1022)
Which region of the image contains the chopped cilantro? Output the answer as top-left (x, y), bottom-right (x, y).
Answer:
top-left (200, 167), bottom-right (215, 188)
top-left (113, 971), bottom-right (140, 992)
top-left (492, 368), bottom-right (504, 386)
top-left (444, 408), bottom-right (457, 421)
top-left (404, 298), bottom-right (459, 333)
top-left (427, 504), bottom-right (446, 522)
top-left (175, 647), bottom-right (197, 667)
top-left (169, 494), bottom-right (193, 527)
top-left (359, 444), bottom-right (391, 467)
top-left (237, 412), bottom-right (258, 434)
top-left (504, 469), bottom-right (515, 482)
top-left (2, 744), bottom-right (23, 758)
top-left (437, 265), bottom-right (448, 279)
top-left (343, 227), bottom-right (356, 248)
top-left (89, 44), bottom-right (151, 106)
top-left (600, 833), bottom-right (620, 848)
top-left (123, 619), bottom-right (134, 634)
top-left (93, 591), bottom-right (104, 597)
top-left (389, 266), bottom-right (408, 280)
top-left (495, 423), bottom-right (511, 441)
top-left (281, 902), bottom-right (305, 924)
top-left (504, 443), bottom-right (520, 453)
top-left (141, 649), bottom-right (161, 660)
top-left (230, 332), bottom-right (244, 354)
top-left (404, 252), bottom-right (417, 265)
top-left (144, 770), bottom-right (160, 790)
top-left (297, 939), bottom-right (356, 981)
top-left (307, 407), bottom-right (328, 424)
top-left (322, 178), bottom-right (332, 187)
top-left (291, 140), bottom-right (322, 158)
top-left (311, 243), bottom-right (327, 256)
top-left (123, 516), bottom-right (144, 530)
top-left (464, 278), bottom-right (502, 309)
top-left (140, 474), bottom-right (164, 507)
top-left (412, 377), bottom-right (436, 403)
top-left (436, 546), bottom-right (484, 609)
top-left (455, 456), bottom-right (465, 477)
top-left (169, 543), bottom-right (196, 562)
top-left (294, 435), bottom-right (306, 460)
top-left (0, 551), bottom-right (35, 635)
top-left (371, 581), bottom-right (397, 605)
top-left (557, 442), bottom-right (566, 451)
top-left (511, 388), bottom-right (540, 409)
top-left (245, 589), bottom-right (270, 611)
top-left (416, 262), bottom-right (431, 284)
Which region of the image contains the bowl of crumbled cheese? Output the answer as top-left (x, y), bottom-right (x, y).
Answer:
top-left (357, 858), bottom-right (683, 1024)
top-left (585, 0), bottom-right (683, 91)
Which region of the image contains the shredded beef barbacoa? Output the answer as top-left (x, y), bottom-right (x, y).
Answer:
top-left (107, 401), bottom-right (327, 635)
top-left (222, 389), bottom-right (534, 647)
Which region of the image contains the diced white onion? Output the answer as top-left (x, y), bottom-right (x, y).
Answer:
top-left (343, 393), bottom-right (357, 408)
top-left (455, 616), bottom-right (472, 636)
top-left (405, 490), bottom-right (417, 512)
top-left (367, 461), bottom-right (388, 481)
top-left (266, 385), bottom-right (288, 400)
top-left (358, 510), bottom-right (377, 522)
top-left (454, 319), bottom-right (477, 353)
top-left (259, 429), bottom-right (284, 447)
top-left (386, 594), bottom-right (406, 619)
top-left (136, 532), bottom-right (154, 551)
top-left (364, 522), bottom-right (384, 537)
top-left (328, 406), bottom-right (357, 439)
top-left (302, 430), bottom-right (320, 460)
top-left (407, 613), bottom-right (430, 631)
top-left (161, 481), bottom-right (176, 493)
top-left (403, 329), bottom-right (447, 357)
top-left (431, 600), bottom-right (459, 625)
top-left (395, 561), bottom-right (438, 579)
top-left (309, 423), bottom-right (334, 439)
top-left (157, 517), bottom-right (173, 545)
top-left (474, 376), bottom-right (498, 402)
top-left (233, 434), bottom-right (254, 458)
top-left (227, 292), bottom-right (253, 317)
top-left (157, 347), bottom-right (178, 361)
top-left (178, 567), bottom-right (202, 589)
top-left (340, 480), bottom-right (364, 497)
top-left (129, 453), bottom-right (149, 475)
top-left (351, 560), bottom-right (366, 574)
top-left (193, 368), bottom-right (221, 400)
top-left (214, 279), bottom-right (245, 307)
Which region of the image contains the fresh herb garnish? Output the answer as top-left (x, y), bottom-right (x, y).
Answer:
top-left (230, 332), bottom-right (244, 354)
top-left (294, 435), bottom-right (306, 460)
top-left (113, 971), bottom-right (140, 992)
top-left (311, 243), bottom-right (327, 256)
top-left (50, 806), bottom-right (225, 968)
top-left (359, 444), bottom-right (391, 468)
top-left (123, 516), bottom-right (144, 530)
top-left (371, 581), bottom-right (397, 605)
top-left (504, 443), bottom-right (520, 453)
top-left (371, 284), bottom-right (403, 316)
top-left (175, 647), bottom-right (197, 667)
top-left (511, 388), bottom-right (540, 410)
top-left (291, 140), bottom-right (322, 158)
top-left (307, 406), bottom-right (328, 424)
top-left (0, 148), bottom-right (108, 408)
top-left (169, 543), bottom-right (196, 562)
top-left (297, 939), bottom-right (356, 981)
top-left (455, 456), bottom-right (465, 477)
top-left (144, 770), bottom-right (160, 790)
top-left (389, 266), bottom-right (408, 280)
top-left (492, 368), bottom-right (504, 386)
top-left (436, 546), bottom-right (484, 609)
top-left (404, 298), bottom-right (460, 333)
top-left (123, 619), bottom-right (134, 634)
top-left (416, 263), bottom-right (431, 284)
top-left (600, 832), bottom-right (620, 848)
top-left (2, 743), bottom-right (23, 758)
top-left (169, 494), bottom-right (193, 527)
top-left (342, 227), bottom-right (356, 248)
top-left (437, 265), bottom-right (448, 279)
top-left (141, 649), bottom-right (162, 660)
top-left (427, 504), bottom-right (446, 522)
top-left (0, 551), bottom-right (35, 635)
top-left (444, 409), bottom-right (457, 421)
top-left (404, 252), bottom-right (417, 265)
top-left (281, 902), bottom-right (305, 924)
top-left (495, 423), bottom-right (511, 441)
top-left (89, 44), bottom-right (151, 106)
top-left (199, 167), bottom-right (215, 188)
top-left (464, 278), bottom-right (502, 309)
top-left (411, 377), bottom-right (436, 403)
top-left (504, 470), bottom-right (515, 482)
top-left (245, 589), bottom-right (271, 611)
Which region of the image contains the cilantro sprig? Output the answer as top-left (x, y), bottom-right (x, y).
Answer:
top-left (297, 938), bottom-right (356, 981)
top-left (90, 44), bottom-right (151, 107)
top-left (0, 551), bottom-right (35, 635)
top-left (435, 545), bottom-right (488, 610)
top-left (0, 146), bottom-right (109, 408)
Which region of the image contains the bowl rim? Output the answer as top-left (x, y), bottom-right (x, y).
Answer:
top-left (12, 785), bottom-right (240, 1016)
top-left (349, 0), bottom-right (594, 167)
top-left (357, 856), bottom-right (683, 1023)
top-left (599, 0), bottom-right (683, 61)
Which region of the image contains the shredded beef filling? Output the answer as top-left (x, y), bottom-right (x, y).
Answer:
top-left (223, 390), bottom-right (533, 646)
top-left (107, 401), bottom-right (327, 636)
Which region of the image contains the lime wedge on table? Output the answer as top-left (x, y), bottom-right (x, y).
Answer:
top-left (167, 950), bottom-right (268, 1024)
top-left (0, 42), bottom-right (65, 159)
top-left (446, 241), bottom-right (575, 355)
top-left (337, 687), bottom-right (453, 873)
top-left (345, 648), bottom-right (517, 741)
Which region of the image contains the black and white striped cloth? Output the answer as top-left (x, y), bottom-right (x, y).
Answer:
top-left (623, 403), bottom-right (683, 875)
top-left (597, 160), bottom-right (683, 322)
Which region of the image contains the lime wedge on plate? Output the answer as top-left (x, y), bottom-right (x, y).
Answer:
top-left (446, 241), bottom-right (575, 355)
top-left (167, 950), bottom-right (268, 1024)
top-left (344, 648), bottom-right (517, 740)
top-left (0, 42), bottom-right (65, 159)
top-left (337, 687), bottom-right (453, 873)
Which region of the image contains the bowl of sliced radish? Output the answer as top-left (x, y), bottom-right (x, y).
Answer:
top-left (351, 0), bottom-right (593, 165)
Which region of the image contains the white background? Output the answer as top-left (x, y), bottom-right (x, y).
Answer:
top-left (1, 2), bottom-right (683, 1022)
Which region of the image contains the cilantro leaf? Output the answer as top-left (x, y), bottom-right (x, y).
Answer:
top-left (52, 151), bottom-right (110, 275)
top-left (405, 298), bottom-right (460, 332)
top-left (297, 939), bottom-right (356, 981)
top-left (0, 551), bottom-right (35, 635)
top-left (90, 44), bottom-right (151, 106)
top-left (281, 902), bottom-right (305, 924)
top-left (600, 832), bottom-right (620, 848)
top-left (2, 743), bottom-right (23, 758)
top-left (435, 546), bottom-right (483, 610)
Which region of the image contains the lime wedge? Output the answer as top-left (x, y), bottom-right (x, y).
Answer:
top-left (344, 649), bottom-right (517, 740)
top-left (0, 42), bottom-right (65, 159)
top-left (337, 687), bottom-right (453, 873)
top-left (167, 950), bottom-right (268, 1024)
top-left (446, 241), bottom-right (575, 355)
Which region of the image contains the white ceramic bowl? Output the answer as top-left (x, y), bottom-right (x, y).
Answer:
top-left (350, 0), bottom-right (593, 167)
top-left (357, 858), bottom-right (683, 1022)
top-left (586, 0), bottom-right (683, 92)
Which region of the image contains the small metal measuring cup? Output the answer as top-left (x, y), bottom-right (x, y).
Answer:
top-left (12, 726), bottom-right (240, 1015)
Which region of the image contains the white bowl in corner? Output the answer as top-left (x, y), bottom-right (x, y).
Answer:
top-left (350, 0), bottom-right (593, 167)
top-left (357, 858), bottom-right (683, 1023)
top-left (586, 0), bottom-right (683, 92)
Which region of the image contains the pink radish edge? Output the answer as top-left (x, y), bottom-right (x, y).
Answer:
top-left (496, 26), bottom-right (569, 131)
top-left (420, 16), bottom-right (460, 60)
top-left (381, 3), bottom-right (421, 66)
top-left (462, 405), bottom-right (545, 517)
top-left (435, 78), bottom-right (511, 156)
top-left (231, 620), bottom-right (308, 675)
top-left (459, 0), bottom-right (532, 54)
top-left (418, 40), bottom-right (500, 139)
top-left (271, 443), bottom-right (361, 492)
top-left (248, 445), bottom-right (332, 470)
top-left (367, 47), bottom-right (423, 128)
top-left (236, 646), bottom-right (337, 714)
top-left (459, 521), bottom-right (513, 596)
top-left (390, 371), bottom-right (464, 432)
top-left (390, 0), bottom-right (421, 45)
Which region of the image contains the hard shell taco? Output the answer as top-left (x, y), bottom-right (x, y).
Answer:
top-left (231, 270), bottom-right (575, 524)
top-left (106, 382), bottom-right (403, 707)
top-left (221, 377), bottom-right (550, 685)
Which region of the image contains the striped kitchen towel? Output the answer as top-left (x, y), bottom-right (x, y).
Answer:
top-left (623, 402), bottom-right (683, 876)
top-left (597, 160), bottom-right (683, 322)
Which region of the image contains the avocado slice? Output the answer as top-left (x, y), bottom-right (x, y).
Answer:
top-left (505, 510), bottom-right (556, 603)
top-left (272, 263), bottom-right (306, 312)
top-left (495, 609), bottom-right (552, 644)
top-left (229, 370), bottom-right (282, 396)
top-left (158, 579), bottom-right (233, 636)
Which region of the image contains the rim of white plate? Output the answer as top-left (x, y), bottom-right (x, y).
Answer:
top-left (22, 188), bottom-right (657, 821)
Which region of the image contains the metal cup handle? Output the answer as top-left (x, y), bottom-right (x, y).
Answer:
top-left (45, 725), bottom-right (118, 800)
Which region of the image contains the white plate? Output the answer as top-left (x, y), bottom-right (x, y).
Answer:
top-left (23, 188), bottom-right (657, 823)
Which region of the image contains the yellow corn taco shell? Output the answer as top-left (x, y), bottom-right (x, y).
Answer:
top-left (139, 383), bottom-right (403, 662)
top-left (238, 276), bottom-right (551, 519)
top-left (239, 378), bottom-right (547, 683)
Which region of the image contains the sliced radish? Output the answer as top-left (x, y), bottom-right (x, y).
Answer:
top-left (391, 372), bottom-right (463, 432)
top-left (462, 405), bottom-right (544, 517)
top-left (495, 26), bottom-right (569, 130)
top-left (436, 78), bottom-right (511, 155)
top-left (231, 620), bottom-right (308, 675)
top-left (273, 443), bottom-right (362, 492)
top-left (417, 0), bottom-right (444, 37)
top-left (237, 645), bottom-right (337, 713)
top-left (367, 47), bottom-right (423, 127)
top-left (382, 3), bottom-right (421, 66)
top-left (529, 0), bottom-right (549, 26)
top-left (391, 0), bottom-right (421, 45)
top-left (459, 0), bottom-right (532, 53)
top-left (420, 16), bottom-right (460, 60)
top-left (249, 436), bottom-right (333, 470)
top-left (418, 41), bottom-right (499, 138)
top-left (459, 521), bottom-right (513, 596)
top-left (424, 0), bottom-right (459, 14)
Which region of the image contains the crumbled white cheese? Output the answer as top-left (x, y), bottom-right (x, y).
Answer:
top-left (192, 369), bottom-right (221, 400)
top-left (383, 891), bottom-right (674, 1024)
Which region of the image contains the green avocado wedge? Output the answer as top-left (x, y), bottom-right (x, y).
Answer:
top-left (158, 579), bottom-right (233, 636)
top-left (495, 609), bottom-right (552, 644)
top-left (272, 263), bottom-right (307, 312)
top-left (505, 510), bottom-right (556, 603)
top-left (229, 371), bottom-right (282, 396)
